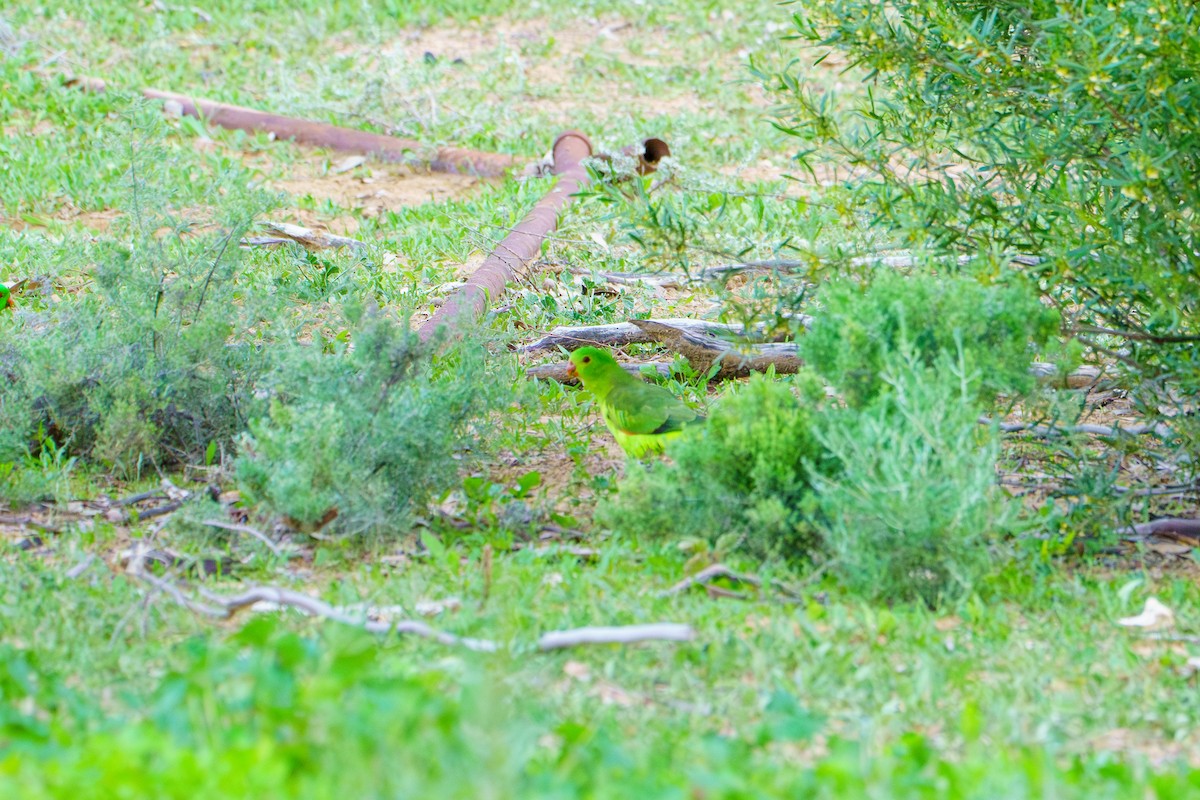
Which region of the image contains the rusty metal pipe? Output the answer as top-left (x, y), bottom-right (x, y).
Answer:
top-left (140, 89), bottom-right (521, 177)
top-left (417, 130), bottom-right (594, 343)
top-left (70, 76), bottom-right (520, 176)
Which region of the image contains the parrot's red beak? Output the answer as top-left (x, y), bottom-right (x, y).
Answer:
top-left (566, 362), bottom-right (577, 379)
top-left (2, 296), bottom-right (12, 310)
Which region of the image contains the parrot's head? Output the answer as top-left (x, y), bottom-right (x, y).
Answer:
top-left (0, 284), bottom-right (12, 310)
top-left (567, 346), bottom-right (620, 385)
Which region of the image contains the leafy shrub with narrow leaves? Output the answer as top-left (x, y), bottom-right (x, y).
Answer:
top-left (801, 270), bottom-right (1058, 408)
top-left (235, 305), bottom-right (507, 536)
top-left (773, 0), bottom-right (1199, 405)
top-left (597, 372), bottom-right (830, 561)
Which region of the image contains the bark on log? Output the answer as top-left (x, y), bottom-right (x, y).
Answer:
top-left (1126, 518), bottom-right (1200, 538)
top-left (526, 360), bottom-right (670, 385)
top-left (518, 317), bottom-right (807, 355)
top-left (626, 319), bottom-right (802, 380)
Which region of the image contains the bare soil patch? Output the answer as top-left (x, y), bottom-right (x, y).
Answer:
top-left (264, 158), bottom-right (488, 225)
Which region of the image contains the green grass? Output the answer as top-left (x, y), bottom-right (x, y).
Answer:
top-left (2, 0), bottom-right (1199, 796)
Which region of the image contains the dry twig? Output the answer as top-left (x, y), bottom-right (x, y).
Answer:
top-left (203, 519), bottom-right (285, 557)
top-left (1125, 518), bottom-right (1200, 539)
top-left (660, 563), bottom-right (802, 601)
top-left (241, 221), bottom-right (367, 251)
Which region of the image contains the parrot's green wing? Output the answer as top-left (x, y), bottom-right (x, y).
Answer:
top-left (602, 381), bottom-right (699, 435)
top-left (598, 380), bottom-right (703, 456)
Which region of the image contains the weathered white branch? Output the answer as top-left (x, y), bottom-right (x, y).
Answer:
top-left (537, 624), bottom-right (695, 650)
top-left (130, 562), bottom-right (499, 651)
top-left (659, 563), bottom-right (803, 601)
top-left (982, 416), bottom-right (1174, 439)
top-left (131, 566), bottom-right (696, 653)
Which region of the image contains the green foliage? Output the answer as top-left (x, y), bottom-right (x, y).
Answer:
top-left (774, 0), bottom-right (1200, 394)
top-left (817, 347), bottom-right (1014, 605)
top-left (235, 306), bottom-right (508, 536)
top-left (802, 270), bottom-right (1058, 408)
top-left (598, 372), bottom-right (830, 561)
top-left (604, 276), bottom-right (1033, 604)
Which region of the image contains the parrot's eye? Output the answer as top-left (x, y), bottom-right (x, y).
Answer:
top-left (582, 357), bottom-right (591, 364)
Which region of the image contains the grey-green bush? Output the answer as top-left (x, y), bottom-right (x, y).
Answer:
top-left (235, 305), bottom-right (507, 536)
top-left (816, 346), bottom-right (1012, 605)
top-left (0, 215), bottom-right (269, 483)
top-left (801, 270), bottom-right (1058, 409)
top-left (0, 110), bottom-right (276, 490)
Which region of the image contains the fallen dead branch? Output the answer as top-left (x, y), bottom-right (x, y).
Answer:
top-left (526, 360), bottom-right (670, 384)
top-left (665, 252), bottom-right (1043, 284)
top-left (1125, 518), bottom-right (1200, 539)
top-left (131, 565), bottom-right (501, 651)
top-left (519, 317), bottom-right (807, 355)
top-left (130, 564), bottom-right (695, 653)
top-left (537, 624), bottom-right (695, 650)
top-left (627, 319), bottom-right (801, 380)
top-left (524, 319), bottom-right (1105, 388)
top-left (241, 221), bottom-right (366, 252)
top-left (983, 416), bottom-right (1174, 439)
top-left (573, 270), bottom-right (688, 289)
top-left (114, 489), bottom-right (168, 507)
top-left (136, 501), bottom-right (182, 520)
top-left (202, 519), bottom-right (285, 557)
top-left (121, 547), bottom-right (231, 577)
top-left (1028, 361), bottom-right (1109, 390)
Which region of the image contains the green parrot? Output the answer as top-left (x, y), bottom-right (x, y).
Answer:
top-left (0, 284), bottom-right (13, 310)
top-left (567, 346), bottom-right (704, 457)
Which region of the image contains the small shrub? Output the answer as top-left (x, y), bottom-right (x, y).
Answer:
top-left (801, 270), bottom-right (1058, 408)
top-left (597, 371), bottom-right (830, 561)
top-left (235, 305), bottom-right (508, 536)
top-left (816, 346), bottom-right (1014, 605)
top-left (0, 114), bottom-right (275, 485)
top-left (603, 327), bottom-right (1016, 605)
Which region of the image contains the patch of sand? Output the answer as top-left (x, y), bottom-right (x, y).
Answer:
top-left (267, 164), bottom-right (485, 220)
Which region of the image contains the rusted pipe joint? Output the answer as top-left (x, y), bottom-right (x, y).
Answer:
top-left (622, 137), bottom-right (671, 175)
